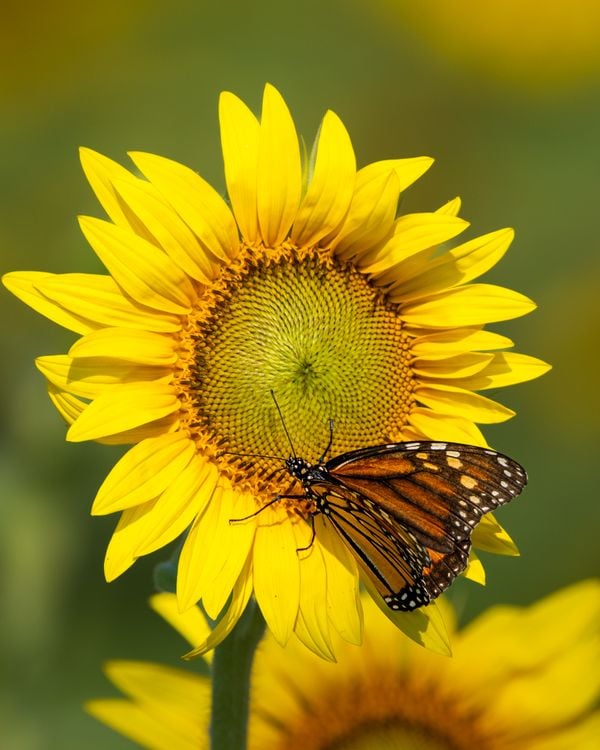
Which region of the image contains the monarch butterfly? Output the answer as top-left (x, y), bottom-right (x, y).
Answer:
top-left (230, 395), bottom-right (527, 612)
top-left (282, 439), bottom-right (527, 611)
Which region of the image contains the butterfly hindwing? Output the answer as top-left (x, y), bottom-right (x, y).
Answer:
top-left (309, 481), bottom-right (432, 610)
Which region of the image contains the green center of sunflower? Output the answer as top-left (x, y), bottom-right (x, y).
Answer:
top-left (186, 247), bottom-right (414, 490)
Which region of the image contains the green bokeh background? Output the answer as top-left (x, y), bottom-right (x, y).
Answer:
top-left (1, 2), bottom-right (598, 748)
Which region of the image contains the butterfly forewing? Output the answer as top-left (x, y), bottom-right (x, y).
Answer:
top-left (293, 440), bottom-right (527, 612)
top-left (328, 442), bottom-right (525, 541)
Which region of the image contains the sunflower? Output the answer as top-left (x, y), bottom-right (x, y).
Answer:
top-left (378, 0), bottom-right (600, 92)
top-left (86, 581), bottom-right (600, 750)
top-left (3, 84), bottom-right (549, 656)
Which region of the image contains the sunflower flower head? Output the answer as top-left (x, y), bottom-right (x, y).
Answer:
top-left (86, 581), bottom-right (600, 750)
top-left (3, 84), bottom-right (550, 657)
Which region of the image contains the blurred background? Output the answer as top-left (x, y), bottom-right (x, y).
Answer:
top-left (1, 1), bottom-right (598, 747)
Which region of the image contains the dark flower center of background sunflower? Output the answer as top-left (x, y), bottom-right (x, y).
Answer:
top-left (191, 251), bottom-right (414, 481)
top-left (265, 666), bottom-right (496, 750)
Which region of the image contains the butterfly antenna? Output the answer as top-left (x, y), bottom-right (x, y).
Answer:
top-left (318, 418), bottom-right (335, 463)
top-left (218, 450), bottom-right (286, 461)
top-left (270, 390), bottom-right (296, 458)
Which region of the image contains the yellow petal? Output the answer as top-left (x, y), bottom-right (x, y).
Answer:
top-left (524, 580), bottom-right (599, 649)
top-left (408, 408), bottom-right (488, 446)
top-left (452, 352), bottom-right (552, 391)
top-left (359, 213), bottom-right (469, 277)
top-left (463, 549), bottom-right (486, 584)
top-left (104, 501), bottom-right (153, 580)
top-left (79, 148), bottom-right (149, 232)
top-left (471, 515), bottom-right (520, 555)
top-left (401, 284), bottom-right (536, 327)
top-left (67, 383), bottom-right (179, 442)
top-left (293, 609), bottom-right (336, 662)
top-left (373, 249), bottom-right (437, 291)
top-left (34, 273), bottom-right (181, 332)
top-left (112, 177), bottom-right (218, 283)
top-left (95, 415), bottom-right (180, 446)
top-left (456, 581), bottom-right (599, 721)
top-left (86, 661), bottom-right (209, 750)
top-left (294, 530), bottom-right (335, 660)
top-left (104, 660), bottom-right (208, 715)
top-left (495, 638), bottom-right (598, 732)
top-left (149, 593), bottom-right (212, 650)
top-left (412, 351), bottom-right (494, 378)
top-left (414, 383), bottom-right (515, 423)
top-left (85, 698), bottom-right (205, 750)
top-left (177, 486), bottom-right (255, 616)
top-left (2, 271), bottom-right (98, 335)
top-left (177, 484), bottom-right (223, 611)
top-left (363, 578), bottom-right (452, 656)
top-left (193, 488), bottom-right (256, 619)
top-left (436, 196), bottom-right (462, 216)
top-left (527, 714), bottom-right (600, 750)
top-left (36, 354), bottom-right (171, 399)
top-left (411, 328), bottom-right (514, 355)
top-left (256, 84), bottom-right (302, 246)
top-left (184, 559), bottom-right (254, 659)
top-left (70, 328), bottom-right (177, 366)
top-left (291, 110), bottom-right (356, 247)
top-left (360, 156), bottom-right (434, 193)
top-left (46, 383), bottom-right (86, 425)
top-left (103, 470), bottom-right (215, 579)
top-left (316, 516), bottom-right (363, 645)
top-left (92, 433), bottom-right (196, 514)
top-left (133, 458), bottom-right (217, 557)
top-left (129, 151), bottom-right (239, 262)
top-left (328, 155), bottom-right (433, 259)
top-left (219, 90), bottom-right (261, 245)
top-left (389, 228), bottom-right (514, 301)
top-left (79, 216), bottom-right (195, 314)
top-left (253, 505), bottom-right (300, 645)
top-left (328, 169), bottom-right (400, 259)
top-left (463, 580), bottom-right (599, 669)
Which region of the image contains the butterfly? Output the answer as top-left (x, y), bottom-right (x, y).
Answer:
top-left (282, 439), bottom-right (527, 612)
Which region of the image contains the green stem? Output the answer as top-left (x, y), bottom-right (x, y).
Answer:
top-left (210, 598), bottom-right (266, 750)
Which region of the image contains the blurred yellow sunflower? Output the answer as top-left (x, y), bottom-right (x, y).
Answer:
top-left (87, 581), bottom-right (600, 749)
top-left (378, 0), bottom-right (600, 93)
top-left (3, 84), bottom-right (549, 657)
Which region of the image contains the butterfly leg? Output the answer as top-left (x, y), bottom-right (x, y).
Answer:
top-left (296, 512), bottom-right (317, 553)
top-left (229, 494), bottom-right (306, 524)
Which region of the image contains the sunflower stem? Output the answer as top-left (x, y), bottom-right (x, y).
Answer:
top-left (210, 598), bottom-right (266, 750)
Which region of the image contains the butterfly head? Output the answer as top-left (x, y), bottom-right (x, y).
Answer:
top-left (285, 456), bottom-right (313, 482)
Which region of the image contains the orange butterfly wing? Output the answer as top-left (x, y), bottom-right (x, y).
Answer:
top-left (322, 441), bottom-right (527, 608)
